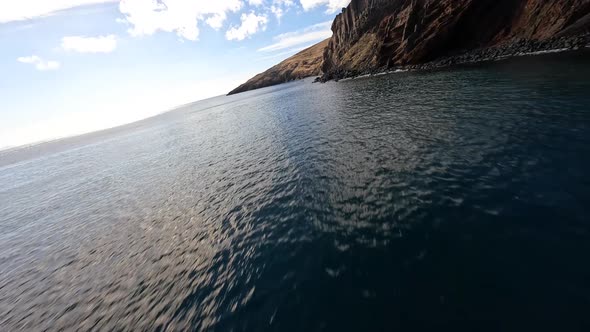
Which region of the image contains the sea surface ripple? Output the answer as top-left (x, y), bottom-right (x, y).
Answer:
top-left (1, 52), bottom-right (590, 331)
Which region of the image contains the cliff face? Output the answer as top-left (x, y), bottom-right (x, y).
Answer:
top-left (322, 0), bottom-right (590, 79)
top-left (229, 0), bottom-right (590, 93)
top-left (228, 39), bottom-right (329, 95)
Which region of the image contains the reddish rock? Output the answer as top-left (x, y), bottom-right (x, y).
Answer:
top-left (322, 0), bottom-right (590, 79)
top-left (228, 39), bottom-right (329, 95)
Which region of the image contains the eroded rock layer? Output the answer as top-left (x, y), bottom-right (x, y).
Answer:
top-left (228, 39), bottom-right (329, 95)
top-left (322, 0), bottom-right (590, 79)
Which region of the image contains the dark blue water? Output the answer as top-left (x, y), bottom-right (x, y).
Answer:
top-left (1, 52), bottom-right (590, 331)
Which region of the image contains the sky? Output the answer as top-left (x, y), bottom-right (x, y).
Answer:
top-left (0, 0), bottom-right (351, 149)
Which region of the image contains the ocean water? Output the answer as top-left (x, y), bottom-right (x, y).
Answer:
top-left (1, 52), bottom-right (590, 331)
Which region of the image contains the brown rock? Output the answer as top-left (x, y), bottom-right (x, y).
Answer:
top-left (322, 0), bottom-right (590, 80)
top-left (227, 39), bottom-right (329, 95)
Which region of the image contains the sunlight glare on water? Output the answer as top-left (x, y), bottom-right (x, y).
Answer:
top-left (1, 52), bottom-right (590, 331)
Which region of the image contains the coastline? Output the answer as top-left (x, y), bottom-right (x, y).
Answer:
top-left (320, 33), bottom-right (590, 82)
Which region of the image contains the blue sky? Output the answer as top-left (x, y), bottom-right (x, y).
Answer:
top-left (0, 0), bottom-right (350, 149)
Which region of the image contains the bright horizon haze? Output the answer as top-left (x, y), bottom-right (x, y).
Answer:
top-left (0, 0), bottom-right (351, 149)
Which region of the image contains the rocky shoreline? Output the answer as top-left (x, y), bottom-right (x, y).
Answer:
top-left (233, 0), bottom-right (590, 94)
top-left (228, 39), bottom-right (329, 95)
top-left (319, 33), bottom-right (590, 82)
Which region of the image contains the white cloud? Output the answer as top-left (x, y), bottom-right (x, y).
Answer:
top-left (225, 12), bottom-right (268, 41)
top-left (205, 13), bottom-right (227, 30)
top-left (299, 0), bottom-right (350, 13)
top-left (258, 45), bottom-right (308, 61)
top-left (270, 0), bottom-right (294, 22)
top-left (61, 35), bottom-right (117, 53)
top-left (119, 0), bottom-right (243, 41)
top-left (243, 0), bottom-right (294, 22)
top-left (258, 20), bottom-right (331, 52)
top-left (270, 5), bottom-right (284, 21)
top-left (17, 55), bottom-right (60, 71)
top-left (0, 0), bottom-right (117, 23)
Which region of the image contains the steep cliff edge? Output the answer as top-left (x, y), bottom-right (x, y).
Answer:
top-left (322, 0), bottom-right (590, 80)
top-left (229, 0), bottom-right (590, 93)
top-left (228, 39), bottom-right (329, 95)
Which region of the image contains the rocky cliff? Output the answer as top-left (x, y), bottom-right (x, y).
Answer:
top-left (228, 39), bottom-right (329, 95)
top-left (229, 0), bottom-right (590, 93)
top-left (322, 0), bottom-right (590, 79)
